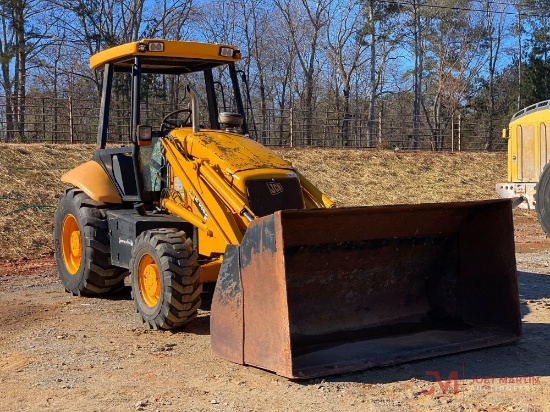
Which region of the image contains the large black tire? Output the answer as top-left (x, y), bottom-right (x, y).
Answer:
top-left (53, 188), bottom-right (127, 295)
top-left (535, 162), bottom-right (550, 237)
top-left (130, 229), bottom-right (201, 329)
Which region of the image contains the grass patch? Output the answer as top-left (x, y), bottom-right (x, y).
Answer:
top-left (0, 144), bottom-right (96, 260)
top-left (280, 148), bottom-right (505, 206)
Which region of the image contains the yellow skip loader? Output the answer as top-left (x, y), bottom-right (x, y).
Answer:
top-left (54, 39), bottom-right (521, 378)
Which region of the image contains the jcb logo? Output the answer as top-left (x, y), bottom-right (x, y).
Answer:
top-left (267, 182), bottom-right (284, 196)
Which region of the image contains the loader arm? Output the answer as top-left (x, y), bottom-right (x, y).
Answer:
top-left (161, 136), bottom-right (246, 257)
top-left (159, 129), bottom-right (335, 259)
top-left (296, 170), bottom-right (334, 209)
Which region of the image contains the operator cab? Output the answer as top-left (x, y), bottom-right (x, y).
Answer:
top-left (90, 39), bottom-right (248, 203)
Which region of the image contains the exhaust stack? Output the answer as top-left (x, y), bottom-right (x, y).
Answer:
top-left (187, 85), bottom-right (200, 133)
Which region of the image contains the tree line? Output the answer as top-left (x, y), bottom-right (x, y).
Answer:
top-left (1, 0), bottom-right (549, 150)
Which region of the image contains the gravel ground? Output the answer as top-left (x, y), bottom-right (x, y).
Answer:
top-left (0, 212), bottom-right (548, 412)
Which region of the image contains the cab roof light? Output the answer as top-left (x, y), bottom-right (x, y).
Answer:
top-left (219, 46), bottom-right (239, 58)
top-left (148, 41), bottom-right (164, 52)
top-left (137, 41), bottom-right (164, 53)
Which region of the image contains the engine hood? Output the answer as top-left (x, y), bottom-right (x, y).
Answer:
top-left (169, 128), bottom-right (293, 173)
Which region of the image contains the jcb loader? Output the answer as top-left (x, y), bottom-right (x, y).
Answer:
top-left (54, 39), bottom-right (521, 379)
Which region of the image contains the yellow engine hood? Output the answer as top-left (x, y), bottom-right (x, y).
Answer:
top-left (170, 128), bottom-right (292, 173)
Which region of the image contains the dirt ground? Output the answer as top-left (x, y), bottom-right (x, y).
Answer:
top-left (0, 209), bottom-right (549, 412)
top-left (0, 145), bottom-right (548, 411)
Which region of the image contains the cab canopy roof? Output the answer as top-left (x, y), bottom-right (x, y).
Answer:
top-left (89, 39), bottom-right (241, 74)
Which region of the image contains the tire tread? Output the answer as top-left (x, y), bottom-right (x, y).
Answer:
top-left (53, 188), bottom-right (126, 296)
top-left (130, 228), bottom-right (201, 330)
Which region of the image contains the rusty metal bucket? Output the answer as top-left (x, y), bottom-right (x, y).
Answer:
top-left (210, 199), bottom-right (521, 379)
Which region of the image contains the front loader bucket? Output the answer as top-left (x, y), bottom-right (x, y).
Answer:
top-left (211, 199), bottom-right (521, 379)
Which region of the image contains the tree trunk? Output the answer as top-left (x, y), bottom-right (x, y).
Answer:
top-left (517, 10), bottom-right (522, 110)
top-left (367, 0), bottom-right (376, 148)
top-left (412, 0), bottom-right (422, 149)
top-left (342, 82), bottom-right (351, 146)
top-left (1, 61), bottom-right (14, 142)
top-left (14, 1), bottom-right (26, 141)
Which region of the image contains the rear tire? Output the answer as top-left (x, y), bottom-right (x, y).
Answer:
top-left (53, 188), bottom-right (127, 295)
top-left (130, 229), bottom-right (201, 329)
top-left (535, 162), bottom-right (550, 237)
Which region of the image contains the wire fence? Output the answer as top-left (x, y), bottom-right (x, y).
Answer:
top-left (0, 96), bottom-right (507, 151)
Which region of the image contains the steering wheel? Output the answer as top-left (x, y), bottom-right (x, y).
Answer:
top-left (160, 109), bottom-right (193, 132)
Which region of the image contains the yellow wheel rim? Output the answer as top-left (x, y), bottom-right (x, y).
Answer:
top-left (138, 255), bottom-right (161, 307)
top-left (61, 214), bottom-right (81, 275)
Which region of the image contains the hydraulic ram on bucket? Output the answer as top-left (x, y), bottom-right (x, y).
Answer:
top-left (211, 199), bottom-right (521, 379)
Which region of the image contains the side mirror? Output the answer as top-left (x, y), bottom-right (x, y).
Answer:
top-left (137, 125), bottom-right (152, 146)
top-left (502, 128), bottom-right (509, 139)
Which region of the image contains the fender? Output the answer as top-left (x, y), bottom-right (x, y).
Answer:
top-left (61, 160), bottom-right (122, 203)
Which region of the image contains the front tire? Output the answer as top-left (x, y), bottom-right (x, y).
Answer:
top-left (53, 188), bottom-right (126, 295)
top-left (130, 229), bottom-right (201, 329)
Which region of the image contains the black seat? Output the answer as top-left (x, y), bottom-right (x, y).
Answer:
top-left (93, 147), bottom-right (140, 201)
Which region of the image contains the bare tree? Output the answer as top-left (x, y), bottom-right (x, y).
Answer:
top-left (361, 0), bottom-right (400, 147)
top-left (141, 0), bottom-right (193, 39)
top-left (193, 0), bottom-right (241, 45)
top-left (118, 0), bottom-right (145, 42)
top-left (420, 0), bottom-right (486, 150)
top-left (484, 0), bottom-right (507, 151)
top-left (411, 0), bottom-right (424, 149)
top-left (54, 0), bottom-right (123, 95)
top-left (0, 0), bottom-right (55, 141)
top-left (238, 0), bottom-right (272, 143)
top-left (514, 0), bottom-right (523, 110)
top-left (325, 0), bottom-right (368, 146)
top-left (274, 0), bottom-right (331, 145)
